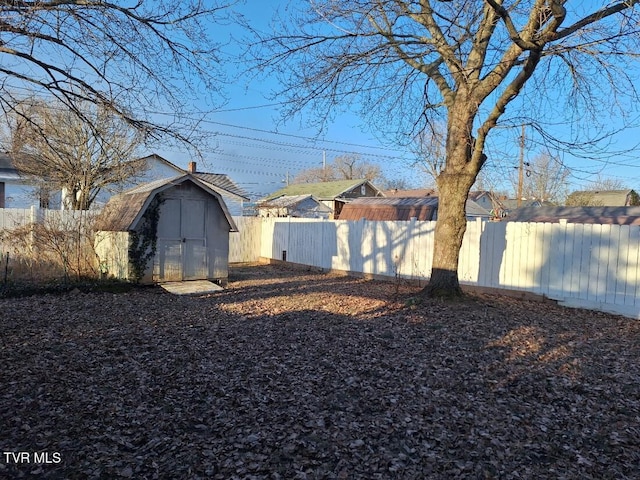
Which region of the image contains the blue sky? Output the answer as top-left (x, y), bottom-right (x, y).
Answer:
top-left (157, 0), bottom-right (433, 199)
top-left (159, 1), bottom-right (640, 200)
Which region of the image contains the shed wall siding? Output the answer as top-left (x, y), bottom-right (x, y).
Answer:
top-left (206, 195), bottom-right (231, 281)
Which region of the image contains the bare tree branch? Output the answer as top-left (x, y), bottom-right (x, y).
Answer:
top-left (250, 0), bottom-right (640, 294)
top-left (8, 99), bottom-right (145, 210)
top-left (0, 0), bottom-right (235, 148)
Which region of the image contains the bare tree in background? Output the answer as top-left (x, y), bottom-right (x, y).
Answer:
top-left (0, 0), bottom-right (234, 147)
top-left (254, 1), bottom-right (640, 296)
top-left (585, 175), bottom-right (629, 192)
top-left (509, 152), bottom-right (570, 204)
top-left (293, 154), bottom-right (382, 184)
top-left (413, 123), bottom-right (446, 184)
top-left (9, 101), bottom-right (144, 210)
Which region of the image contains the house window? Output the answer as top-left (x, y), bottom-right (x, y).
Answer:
top-left (360, 185), bottom-right (366, 195)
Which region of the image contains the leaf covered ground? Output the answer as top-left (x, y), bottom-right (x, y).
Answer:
top-left (1, 263), bottom-right (639, 479)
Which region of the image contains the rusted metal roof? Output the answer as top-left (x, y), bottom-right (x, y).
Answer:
top-left (338, 197), bottom-right (438, 221)
top-left (337, 196), bottom-right (491, 221)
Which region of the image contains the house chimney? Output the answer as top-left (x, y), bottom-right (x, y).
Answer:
top-left (187, 161), bottom-right (196, 173)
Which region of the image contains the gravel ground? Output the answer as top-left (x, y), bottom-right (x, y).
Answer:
top-left (1, 263), bottom-right (639, 479)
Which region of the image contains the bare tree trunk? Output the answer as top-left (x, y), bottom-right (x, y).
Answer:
top-left (423, 171), bottom-right (476, 296)
top-left (422, 102), bottom-right (479, 297)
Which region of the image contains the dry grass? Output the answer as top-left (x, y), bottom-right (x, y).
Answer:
top-left (1, 263), bottom-right (639, 479)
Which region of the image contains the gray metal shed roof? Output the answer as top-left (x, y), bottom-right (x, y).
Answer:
top-left (95, 175), bottom-right (238, 232)
top-left (194, 173), bottom-right (250, 201)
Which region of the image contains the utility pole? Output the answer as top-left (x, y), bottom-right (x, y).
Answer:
top-left (322, 150), bottom-right (327, 182)
top-left (517, 124), bottom-right (525, 208)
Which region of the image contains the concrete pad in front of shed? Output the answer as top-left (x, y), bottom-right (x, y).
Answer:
top-left (160, 280), bottom-right (223, 295)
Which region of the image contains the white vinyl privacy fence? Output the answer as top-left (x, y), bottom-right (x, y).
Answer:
top-left (249, 217), bottom-right (640, 319)
top-left (229, 216), bottom-right (262, 263)
top-left (0, 206), bottom-right (95, 229)
top-left (4, 208), bottom-right (640, 318)
top-left (0, 207), bottom-right (95, 250)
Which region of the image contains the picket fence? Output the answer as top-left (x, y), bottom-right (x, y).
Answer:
top-left (248, 217), bottom-right (640, 319)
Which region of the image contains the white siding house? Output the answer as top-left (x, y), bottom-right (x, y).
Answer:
top-left (1, 152), bottom-right (249, 213)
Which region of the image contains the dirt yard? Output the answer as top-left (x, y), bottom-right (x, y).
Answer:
top-left (1, 263), bottom-right (639, 479)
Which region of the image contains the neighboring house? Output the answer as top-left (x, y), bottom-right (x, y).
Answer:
top-left (95, 154), bottom-right (249, 216)
top-left (256, 194), bottom-right (332, 218)
top-left (501, 206), bottom-right (640, 225)
top-left (565, 189), bottom-right (640, 207)
top-left (0, 152), bottom-right (249, 215)
top-left (468, 190), bottom-right (507, 216)
top-left (264, 179), bottom-right (383, 219)
top-left (465, 199), bottom-right (493, 219)
top-left (339, 192), bottom-right (491, 221)
top-left (95, 174), bottom-right (238, 284)
top-left (0, 152), bottom-right (23, 208)
top-left (187, 162), bottom-right (250, 217)
top-left (0, 152), bottom-right (61, 208)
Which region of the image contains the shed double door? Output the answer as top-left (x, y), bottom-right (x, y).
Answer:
top-left (156, 198), bottom-right (208, 281)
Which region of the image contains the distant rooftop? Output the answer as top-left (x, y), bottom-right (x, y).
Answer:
top-left (266, 179), bottom-right (379, 201)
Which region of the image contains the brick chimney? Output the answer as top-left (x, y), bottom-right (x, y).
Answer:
top-left (187, 161), bottom-right (196, 173)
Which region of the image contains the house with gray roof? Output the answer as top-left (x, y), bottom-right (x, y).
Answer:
top-left (502, 206), bottom-right (640, 225)
top-left (565, 189), bottom-right (639, 207)
top-left (256, 194), bottom-right (332, 218)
